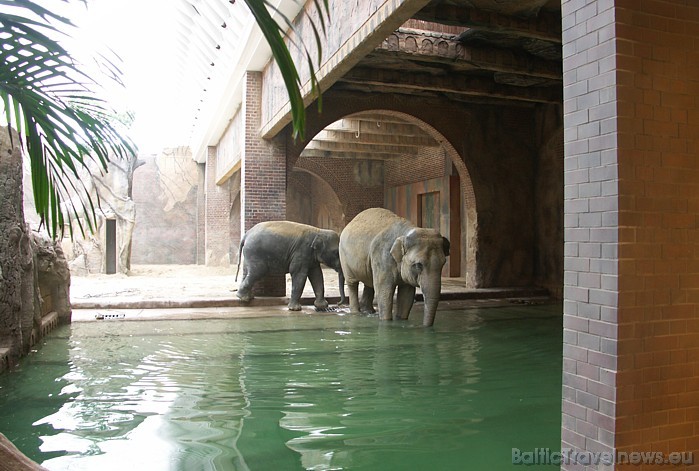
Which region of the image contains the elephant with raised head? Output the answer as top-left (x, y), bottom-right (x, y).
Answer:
top-left (235, 221), bottom-right (345, 311)
top-left (339, 208), bottom-right (450, 327)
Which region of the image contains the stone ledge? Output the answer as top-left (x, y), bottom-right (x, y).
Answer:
top-left (71, 287), bottom-right (549, 310)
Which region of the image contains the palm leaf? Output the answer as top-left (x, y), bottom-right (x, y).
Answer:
top-left (243, 0), bottom-right (329, 140)
top-left (0, 0), bottom-right (135, 239)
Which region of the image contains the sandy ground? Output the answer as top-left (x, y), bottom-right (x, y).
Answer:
top-left (70, 264), bottom-right (344, 304)
top-left (69, 264), bottom-right (549, 322)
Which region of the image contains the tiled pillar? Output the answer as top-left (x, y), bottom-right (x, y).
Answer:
top-left (205, 145), bottom-right (231, 266)
top-left (562, 0), bottom-right (699, 469)
top-left (561, 0), bottom-right (619, 467)
top-left (241, 71), bottom-right (286, 296)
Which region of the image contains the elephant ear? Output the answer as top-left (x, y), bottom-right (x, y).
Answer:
top-left (311, 235), bottom-right (324, 252)
top-left (442, 236), bottom-right (450, 256)
top-left (390, 236), bottom-right (405, 264)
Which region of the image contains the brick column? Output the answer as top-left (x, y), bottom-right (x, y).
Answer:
top-left (561, 1), bottom-right (618, 467)
top-left (241, 71), bottom-right (286, 296)
top-left (196, 162), bottom-right (206, 264)
top-left (613, 0), bottom-right (699, 464)
top-left (562, 1), bottom-right (699, 469)
top-left (204, 145), bottom-right (231, 266)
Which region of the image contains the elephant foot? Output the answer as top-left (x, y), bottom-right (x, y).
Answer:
top-left (314, 298), bottom-right (329, 311)
top-left (288, 301), bottom-right (302, 311)
top-left (237, 291), bottom-right (254, 303)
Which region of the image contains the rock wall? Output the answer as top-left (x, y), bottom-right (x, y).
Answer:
top-left (57, 153), bottom-right (143, 275)
top-left (1, 127), bottom-right (70, 371)
top-left (131, 148), bottom-right (199, 264)
top-left (0, 127), bottom-right (39, 367)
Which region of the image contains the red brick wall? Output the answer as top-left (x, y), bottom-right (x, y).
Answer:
top-left (287, 171), bottom-right (314, 224)
top-left (242, 71), bottom-right (286, 295)
top-left (204, 146), bottom-right (231, 266)
top-left (614, 0), bottom-right (699, 463)
top-left (288, 169), bottom-right (345, 232)
top-left (293, 156), bottom-right (384, 224)
top-left (242, 72), bottom-right (286, 231)
top-left (229, 174), bottom-right (241, 263)
top-left (562, 0), bottom-right (699, 468)
top-left (196, 163), bottom-right (205, 264)
top-left (384, 146), bottom-right (447, 188)
top-left (310, 171), bottom-right (345, 232)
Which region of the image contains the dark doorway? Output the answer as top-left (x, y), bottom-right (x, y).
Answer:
top-left (106, 219), bottom-right (117, 274)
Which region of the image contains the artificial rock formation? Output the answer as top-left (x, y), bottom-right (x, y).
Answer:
top-left (0, 127), bottom-right (70, 371)
top-left (61, 154), bottom-right (144, 275)
top-left (0, 127), bottom-right (38, 369)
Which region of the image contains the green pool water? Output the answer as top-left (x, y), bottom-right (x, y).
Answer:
top-left (0, 303), bottom-right (562, 470)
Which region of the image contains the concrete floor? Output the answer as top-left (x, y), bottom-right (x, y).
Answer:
top-left (70, 264), bottom-right (550, 322)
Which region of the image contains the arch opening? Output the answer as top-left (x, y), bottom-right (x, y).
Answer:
top-left (291, 110), bottom-right (478, 287)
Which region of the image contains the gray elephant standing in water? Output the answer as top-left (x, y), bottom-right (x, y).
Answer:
top-left (339, 208), bottom-right (449, 326)
top-left (235, 221), bottom-right (345, 311)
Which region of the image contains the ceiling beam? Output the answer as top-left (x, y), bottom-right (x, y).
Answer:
top-left (339, 67), bottom-right (562, 104)
top-left (313, 129), bottom-right (438, 147)
top-left (411, 6), bottom-right (561, 44)
top-left (325, 119), bottom-right (428, 137)
top-left (305, 139), bottom-right (420, 155)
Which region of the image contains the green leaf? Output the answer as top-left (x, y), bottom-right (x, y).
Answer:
top-left (243, 0), bottom-right (328, 140)
top-left (0, 1), bottom-right (135, 239)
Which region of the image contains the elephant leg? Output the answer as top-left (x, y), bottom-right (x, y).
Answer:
top-left (237, 263), bottom-right (262, 302)
top-left (337, 271), bottom-right (347, 305)
top-left (288, 268), bottom-right (309, 311)
top-left (376, 284), bottom-right (395, 321)
top-left (395, 284), bottom-right (416, 320)
top-left (347, 281), bottom-right (360, 313)
top-left (308, 264), bottom-right (329, 311)
top-left (360, 286), bottom-right (375, 314)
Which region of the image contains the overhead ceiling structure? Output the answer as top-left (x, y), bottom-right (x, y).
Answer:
top-left (167, 0), bottom-right (304, 159)
top-left (169, 0), bottom-right (561, 162)
top-left (299, 0), bottom-right (561, 161)
top-left (300, 114), bottom-right (441, 161)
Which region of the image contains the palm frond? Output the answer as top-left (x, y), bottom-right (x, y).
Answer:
top-left (0, 0), bottom-right (135, 239)
top-left (243, 0), bottom-right (329, 140)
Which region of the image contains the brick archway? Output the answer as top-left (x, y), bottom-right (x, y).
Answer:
top-left (288, 167), bottom-right (345, 233)
top-left (288, 104), bottom-right (479, 286)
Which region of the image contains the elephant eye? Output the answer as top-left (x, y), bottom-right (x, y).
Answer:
top-left (412, 262), bottom-right (423, 273)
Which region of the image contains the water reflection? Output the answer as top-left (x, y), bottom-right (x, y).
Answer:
top-left (276, 317), bottom-right (483, 470)
top-left (0, 305), bottom-right (562, 471)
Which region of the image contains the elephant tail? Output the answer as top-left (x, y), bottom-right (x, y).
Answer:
top-left (235, 236), bottom-right (245, 282)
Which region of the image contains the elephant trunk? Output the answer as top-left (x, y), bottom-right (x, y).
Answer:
top-left (420, 279), bottom-right (442, 327)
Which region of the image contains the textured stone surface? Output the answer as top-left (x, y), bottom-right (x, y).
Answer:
top-left (131, 148), bottom-right (199, 265)
top-left (0, 126), bottom-right (38, 363)
top-left (1, 127), bottom-right (70, 369)
top-left (33, 233), bottom-right (71, 325)
top-left (59, 153), bottom-right (143, 274)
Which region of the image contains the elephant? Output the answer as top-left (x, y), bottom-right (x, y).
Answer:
top-left (339, 208), bottom-right (450, 327)
top-left (235, 221), bottom-right (345, 311)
